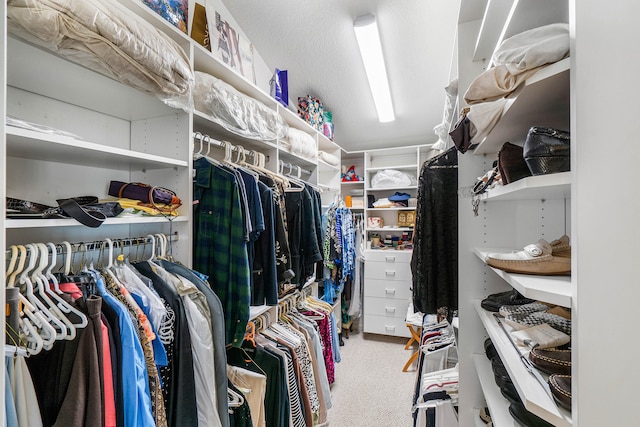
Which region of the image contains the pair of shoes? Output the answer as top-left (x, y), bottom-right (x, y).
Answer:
top-left (504, 306), bottom-right (572, 335)
top-left (486, 237), bottom-right (571, 276)
top-left (509, 402), bottom-right (555, 426)
top-left (481, 289), bottom-right (536, 312)
top-left (549, 374), bottom-right (572, 411)
top-left (529, 347), bottom-right (571, 375)
top-left (499, 301), bottom-right (555, 317)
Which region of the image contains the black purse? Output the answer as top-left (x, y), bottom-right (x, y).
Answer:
top-left (6, 196), bottom-right (123, 228)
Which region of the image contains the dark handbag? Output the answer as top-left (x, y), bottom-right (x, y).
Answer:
top-left (498, 142), bottom-right (532, 184)
top-left (523, 127), bottom-right (571, 175)
top-left (108, 181), bottom-right (181, 206)
top-left (449, 107), bottom-right (473, 154)
top-left (6, 196), bottom-right (123, 228)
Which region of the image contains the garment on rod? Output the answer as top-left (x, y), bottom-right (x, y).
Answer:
top-left (159, 260), bottom-right (230, 427)
top-left (411, 147), bottom-right (459, 316)
top-left (194, 157), bottom-right (251, 347)
top-left (252, 181), bottom-right (278, 306)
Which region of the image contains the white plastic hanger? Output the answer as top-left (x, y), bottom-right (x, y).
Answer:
top-left (45, 242), bottom-right (87, 331)
top-left (19, 244), bottom-right (66, 343)
top-left (31, 243), bottom-right (69, 340)
top-left (146, 234), bottom-right (157, 261)
top-left (12, 245), bottom-right (56, 350)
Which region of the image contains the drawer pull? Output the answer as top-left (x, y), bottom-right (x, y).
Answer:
top-left (385, 325), bottom-right (396, 331)
top-left (385, 256), bottom-right (396, 262)
top-left (385, 271), bottom-right (396, 276)
top-left (385, 307), bottom-right (396, 313)
top-left (384, 288), bottom-right (396, 295)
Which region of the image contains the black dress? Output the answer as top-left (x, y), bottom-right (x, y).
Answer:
top-left (411, 147), bottom-right (458, 317)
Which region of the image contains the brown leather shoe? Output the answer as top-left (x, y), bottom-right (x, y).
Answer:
top-left (550, 235), bottom-right (571, 258)
top-left (529, 347), bottom-right (571, 375)
top-left (549, 374), bottom-right (571, 410)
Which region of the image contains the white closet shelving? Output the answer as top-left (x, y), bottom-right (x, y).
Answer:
top-left (0, 2), bottom-right (342, 420)
top-left (457, 0), bottom-right (575, 426)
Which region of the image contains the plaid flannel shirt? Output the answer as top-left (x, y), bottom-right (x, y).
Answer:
top-left (193, 158), bottom-right (250, 347)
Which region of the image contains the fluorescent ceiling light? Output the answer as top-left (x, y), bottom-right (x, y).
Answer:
top-left (354, 14), bottom-right (395, 123)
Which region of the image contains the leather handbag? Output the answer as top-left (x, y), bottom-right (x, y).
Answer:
top-left (449, 107), bottom-right (473, 154)
top-left (523, 126), bottom-right (571, 175)
top-left (108, 181), bottom-right (181, 206)
top-left (498, 142), bottom-right (532, 184)
top-left (6, 196), bottom-right (123, 228)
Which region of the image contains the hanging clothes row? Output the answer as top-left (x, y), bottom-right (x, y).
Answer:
top-left (4, 234), bottom-right (232, 427)
top-left (227, 291), bottom-right (340, 427)
top-left (320, 199), bottom-right (356, 305)
top-left (192, 132), bottom-right (324, 350)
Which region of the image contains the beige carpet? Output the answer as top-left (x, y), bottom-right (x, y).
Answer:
top-left (326, 321), bottom-right (419, 426)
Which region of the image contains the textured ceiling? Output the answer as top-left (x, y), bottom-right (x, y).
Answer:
top-left (220, 0), bottom-right (461, 152)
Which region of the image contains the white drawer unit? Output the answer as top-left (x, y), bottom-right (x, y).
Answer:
top-left (364, 250), bottom-right (412, 263)
top-left (363, 315), bottom-right (412, 338)
top-left (364, 296), bottom-right (408, 319)
top-left (363, 278), bottom-right (412, 300)
top-left (363, 249), bottom-right (413, 337)
top-left (364, 262), bottom-right (413, 282)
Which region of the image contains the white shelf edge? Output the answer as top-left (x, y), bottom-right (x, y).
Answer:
top-left (366, 165), bottom-right (418, 172)
top-left (6, 126), bottom-right (188, 168)
top-left (481, 172), bottom-right (571, 202)
top-left (366, 227), bottom-right (414, 232)
top-left (473, 354), bottom-right (517, 427)
top-left (5, 215), bottom-right (189, 229)
top-left (340, 181), bottom-right (365, 185)
top-left (317, 159), bottom-right (339, 170)
top-left (473, 300), bottom-right (572, 427)
top-left (473, 248), bottom-right (572, 307)
top-left (367, 186), bottom-right (418, 191)
top-left (192, 110), bottom-right (280, 151)
top-left (249, 305), bottom-right (272, 320)
top-left (366, 207), bottom-right (416, 211)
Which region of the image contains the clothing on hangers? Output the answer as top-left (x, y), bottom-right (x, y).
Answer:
top-left (411, 147), bottom-right (459, 316)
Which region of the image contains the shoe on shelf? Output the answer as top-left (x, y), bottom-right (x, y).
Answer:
top-left (486, 238), bottom-right (571, 276)
top-left (504, 308), bottom-right (572, 335)
top-left (549, 374), bottom-right (572, 411)
top-left (509, 402), bottom-right (555, 427)
top-left (479, 407), bottom-right (492, 424)
top-left (550, 234), bottom-right (571, 258)
top-left (481, 289), bottom-right (536, 312)
top-left (499, 301), bottom-right (555, 317)
top-left (529, 347), bottom-right (572, 375)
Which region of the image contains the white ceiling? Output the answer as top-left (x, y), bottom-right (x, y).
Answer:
top-left (220, 0), bottom-right (461, 153)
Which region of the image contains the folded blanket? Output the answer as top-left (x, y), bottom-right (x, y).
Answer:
top-left (8, 0), bottom-right (193, 110)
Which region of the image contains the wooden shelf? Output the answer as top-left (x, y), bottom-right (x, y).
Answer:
top-left (473, 58), bottom-right (570, 155)
top-left (473, 354), bottom-right (518, 427)
top-left (474, 301), bottom-right (572, 427)
top-left (473, 248), bottom-right (572, 307)
top-left (5, 215), bottom-right (189, 229)
top-left (6, 126), bottom-right (188, 170)
top-left (481, 172), bottom-right (571, 201)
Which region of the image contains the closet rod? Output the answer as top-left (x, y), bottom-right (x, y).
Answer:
top-left (193, 131), bottom-right (270, 162)
top-left (4, 232), bottom-right (179, 256)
